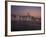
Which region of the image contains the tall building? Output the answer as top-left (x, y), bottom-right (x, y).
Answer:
top-left (11, 12), bottom-right (32, 21)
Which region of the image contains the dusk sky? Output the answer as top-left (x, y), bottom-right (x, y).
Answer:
top-left (11, 6), bottom-right (41, 18)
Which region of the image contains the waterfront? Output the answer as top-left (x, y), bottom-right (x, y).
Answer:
top-left (11, 20), bottom-right (41, 31)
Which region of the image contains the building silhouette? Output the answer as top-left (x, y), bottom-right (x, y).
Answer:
top-left (11, 12), bottom-right (40, 22)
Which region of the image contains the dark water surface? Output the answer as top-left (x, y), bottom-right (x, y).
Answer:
top-left (11, 20), bottom-right (41, 31)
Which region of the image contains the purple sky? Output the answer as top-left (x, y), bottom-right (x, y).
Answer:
top-left (11, 6), bottom-right (41, 17)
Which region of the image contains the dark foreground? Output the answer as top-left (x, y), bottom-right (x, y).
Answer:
top-left (11, 20), bottom-right (41, 31)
